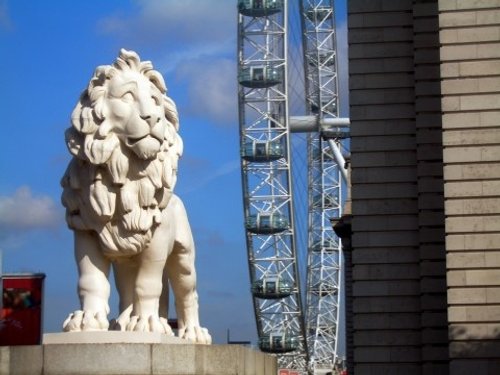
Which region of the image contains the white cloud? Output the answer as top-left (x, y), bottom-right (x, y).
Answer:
top-left (177, 58), bottom-right (237, 125)
top-left (0, 186), bottom-right (62, 231)
top-left (98, 0), bottom-right (236, 57)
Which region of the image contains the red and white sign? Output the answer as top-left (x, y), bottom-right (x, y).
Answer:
top-left (0, 273), bottom-right (45, 346)
top-left (278, 370), bottom-right (299, 375)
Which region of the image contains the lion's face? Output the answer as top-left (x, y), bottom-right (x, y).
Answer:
top-left (105, 70), bottom-right (167, 160)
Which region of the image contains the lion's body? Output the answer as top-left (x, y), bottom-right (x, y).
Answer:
top-left (61, 49), bottom-right (210, 343)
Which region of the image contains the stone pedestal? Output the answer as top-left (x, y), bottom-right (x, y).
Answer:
top-left (1, 333), bottom-right (277, 375)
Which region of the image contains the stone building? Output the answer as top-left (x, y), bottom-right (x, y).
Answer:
top-left (341, 0), bottom-right (500, 374)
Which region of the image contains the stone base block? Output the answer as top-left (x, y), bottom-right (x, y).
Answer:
top-left (1, 342), bottom-right (277, 375)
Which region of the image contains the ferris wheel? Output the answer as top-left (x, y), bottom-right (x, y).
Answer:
top-left (237, 0), bottom-right (349, 373)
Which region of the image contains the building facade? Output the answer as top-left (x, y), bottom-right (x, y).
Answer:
top-left (346, 0), bottom-right (500, 373)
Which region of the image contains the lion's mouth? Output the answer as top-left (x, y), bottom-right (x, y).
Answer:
top-left (127, 133), bottom-right (163, 146)
top-left (127, 135), bottom-right (148, 146)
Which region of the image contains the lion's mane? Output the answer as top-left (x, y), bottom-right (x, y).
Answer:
top-left (61, 49), bottom-right (182, 257)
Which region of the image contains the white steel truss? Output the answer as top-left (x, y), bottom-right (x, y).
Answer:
top-left (238, 1), bottom-right (308, 372)
top-left (300, 0), bottom-right (343, 372)
top-left (238, 1), bottom-right (347, 373)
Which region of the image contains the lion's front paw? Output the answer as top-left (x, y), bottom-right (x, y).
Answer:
top-left (178, 326), bottom-right (212, 344)
top-left (125, 315), bottom-right (174, 335)
top-left (63, 310), bottom-right (109, 332)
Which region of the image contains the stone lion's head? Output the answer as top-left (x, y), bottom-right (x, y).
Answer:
top-left (61, 49), bottom-right (182, 256)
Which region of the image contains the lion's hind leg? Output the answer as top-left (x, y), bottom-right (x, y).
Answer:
top-left (167, 248), bottom-right (210, 344)
top-left (167, 197), bottom-right (211, 344)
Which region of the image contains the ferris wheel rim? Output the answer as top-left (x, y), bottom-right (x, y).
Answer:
top-left (237, 0), bottom-right (346, 373)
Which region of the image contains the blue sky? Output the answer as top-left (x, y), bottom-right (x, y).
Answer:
top-left (0, 0), bottom-right (347, 345)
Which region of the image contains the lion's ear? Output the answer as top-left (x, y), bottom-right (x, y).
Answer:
top-left (148, 71), bottom-right (166, 93)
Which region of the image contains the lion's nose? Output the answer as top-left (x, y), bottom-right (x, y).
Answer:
top-left (140, 114), bottom-right (159, 128)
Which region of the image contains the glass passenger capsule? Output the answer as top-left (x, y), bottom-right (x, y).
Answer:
top-left (258, 332), bottom-right (299, 353)
top-left (238, 0), bottom-right (283, 17)
top-left (245, 213), bottom-right (289, 234)
top-left (251, 277), bottom-right (293, 299)
top-left (238, 66), bottom-right (282, 88)
top-left (242, 140), bottom-right (284, 162)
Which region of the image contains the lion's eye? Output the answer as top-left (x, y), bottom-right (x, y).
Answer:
top-left (152, 96), bottom-right (160, 106)
top-left (121, 92), bottom-right (134, 102)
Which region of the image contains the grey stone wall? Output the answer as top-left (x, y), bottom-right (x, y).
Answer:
top-left (347, 0), bottom-right (500, 373)
top-left (349, 1), bottom-right (423, 374)
top-left (348, 0), bottom-right (448, 373)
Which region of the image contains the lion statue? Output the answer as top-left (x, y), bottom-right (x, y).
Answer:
top-left (61, 49), bottom-right (211, 344)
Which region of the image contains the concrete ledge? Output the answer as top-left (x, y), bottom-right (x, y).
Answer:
top-left (1, 346), bottom-right (43, 375)
top-left (1, 343), bottom-right (277, 375)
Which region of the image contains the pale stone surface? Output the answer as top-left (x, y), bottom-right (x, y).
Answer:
top-left (154, 344), bottom-right (274, 375)
top-left (2, 344), bottom-right (276, 375)
top-left (445, 180), bottom-right (500, 197)
top-left (152, 344), bottom-right (200, 374)
top-left (440, 0), bottom-right (500, 11)
top-left (43, 331), bottom-right (187, 344)
top-left (60, 49), bottom-right (210, 344)
top-left (443, 145), bottom-right (500, 163)
top-left (0, 346), bottom-right (42, 375)
top-left (442, 111), bottom-right (500, 129)
top-left (444, 164), bottom-right (500, 180)
top-left (448, 288), bottom-right (487, 304)
top-left (447, 216), bottom-right (500, 233)
top-left (45, 344), bottom-right (152, 375)
top-left (440, 9), bottom-right (500, 27)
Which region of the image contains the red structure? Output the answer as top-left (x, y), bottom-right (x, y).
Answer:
top-left (0, 273), bottom-right (45, 345)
